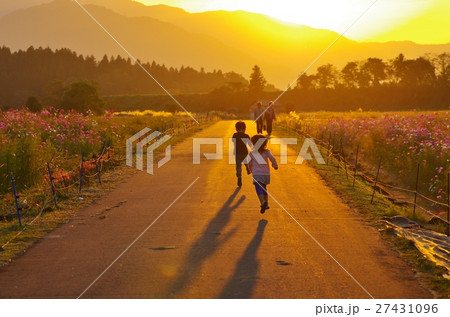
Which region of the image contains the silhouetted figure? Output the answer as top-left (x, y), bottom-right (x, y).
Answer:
top-left (249, 135), bottom-right (278, 214)
top-left (264, 101), bottom-right (276, 136)
top-left (254, 102), bottom-right (264, 134)
top-left (220, 219), bottom-right (268, 298)
top-left (232, 121), bottom-right (251, 187)
top-left (167, 188), bottom-right (245, 297)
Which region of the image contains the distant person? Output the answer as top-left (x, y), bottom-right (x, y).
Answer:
top-left (264, 101), bottom-right (276, 136)
top-left (232, 121), bottom-right (251, 187)
top-left (249, 134), bottom-right (278, 214)
top-left (254, 102), bottom-right (264, 134)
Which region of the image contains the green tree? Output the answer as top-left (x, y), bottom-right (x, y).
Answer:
top-left (25, 96), bottom-right (42, 113)
top-left (391, 55), bottom-right (436, 86)
top-left (45, 80), bottom-right (65, 106)
top-left (296, 73), bottom-right (316, 90)
top-left (61, 81), bottom-right (104, 115)
top-left (431, 53), bottom-right (450, 86)
top-left (316, 64), bottom-right (338, 89)
top-left (362, 58), bottom-right (387, 86)
top-left (225, 71), bottom-right (248, 92)
top-left (248, 65), bottom-right (266, 95)
top-left (356, 61), bottom-right (371, 88)
top-left (391, 53), bottom-right (406, 85)
top-left (341, 62), bottom-right (359, 88)
top-left (408, 57), bottom-right (436, 86)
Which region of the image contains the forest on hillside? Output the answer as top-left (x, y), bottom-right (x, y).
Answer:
top-left (0, 46), bottom-right (449, 113)
top-left (0, 46), bottom-right (248, 107)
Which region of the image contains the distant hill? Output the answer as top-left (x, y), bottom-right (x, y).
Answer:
top-left (0, 0), bottom-right (52, 17)
top-left (0, 0), bottom-right (449, 88)
top-left (0, 0), bottom-right (257, 75)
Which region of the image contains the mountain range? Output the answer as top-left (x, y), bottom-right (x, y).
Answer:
top-left (1, 0), bottom-right (449, 89)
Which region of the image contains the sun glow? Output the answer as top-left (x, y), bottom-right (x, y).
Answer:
top-left (139, 0), bottom-right (449, 44)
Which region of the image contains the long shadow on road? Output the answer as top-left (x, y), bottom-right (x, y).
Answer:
top-left (167, 187), bottom-right (245, 298)
top-left (220, 219), bottom-right (268, 299)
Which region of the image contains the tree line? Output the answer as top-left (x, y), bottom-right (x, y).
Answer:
top-left (277, 53), bottom-right (450, 112)
top-left (196, 54), bottom-right (450, 114)
top-left (1, 45), bottom-right (449, 113)
top-left (295, 53), bottom-right (450, 90)
top-left (99, 53), bottom-right (450, 114)
top-left (0, 46), bottom-right (248, 108)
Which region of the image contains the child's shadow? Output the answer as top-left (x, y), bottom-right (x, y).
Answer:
top-left (167, 187), bottom-right (245, 297)
top-left (220, 219), bottom-right (268, 298)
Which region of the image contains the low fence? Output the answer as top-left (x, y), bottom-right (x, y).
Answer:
top-left (280, 121), bottom-right (450, 236)
top-left (0, 114), bottom-right (218, 250)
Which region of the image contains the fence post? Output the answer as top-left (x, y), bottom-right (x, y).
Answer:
top-left (326, 133), bottom-right (332, 165)
top-left (337, 138), bottom-right (344, 172)
top-left (331, 133), bottom-right (335, 154)
top-left (326, 144), bottom-right (330, 165)
top-left (447, 171), bottom-right (449, 236)
top-left (47, 163), bottom-right (58, 208)
top-left (79, 153), bottom-right (84, 193)
top-left (340, 140), bottom-right (348, 180)
top-left (107, 139), bottom-right (111, 161)
top-left (352, 144), bottom-right (360, 188)
top-left (413, 163), bottom-right (420, 216)
top-left (10, 173), bottom-right (22, 226)
top-left (99, 141), bottom-right (106, 157)
top-left (371, 158), bottom-right (382, 204)
top-left (93, 154), bottom-right (102, 185)
top-left (334, 136), bottom-right (339, 171)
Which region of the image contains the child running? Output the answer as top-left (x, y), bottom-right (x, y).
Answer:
top-left (232, 121), bottom-right (251, 187)
top-left (249, 134), bottom-right (278, 214)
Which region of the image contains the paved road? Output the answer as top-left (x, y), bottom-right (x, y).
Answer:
top-left (0, 121), bottom-right (431, 298)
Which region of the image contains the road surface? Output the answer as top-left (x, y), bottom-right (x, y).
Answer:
top-left (0, 121), bottom-right (431, 298)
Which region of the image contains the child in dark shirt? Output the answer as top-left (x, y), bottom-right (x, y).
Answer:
top-left (232, 121), bottom-right (251, 187)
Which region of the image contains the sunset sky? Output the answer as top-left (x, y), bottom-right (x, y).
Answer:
top-left (138, 0), bottom-right (450, 44)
